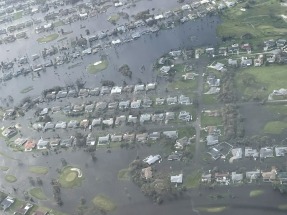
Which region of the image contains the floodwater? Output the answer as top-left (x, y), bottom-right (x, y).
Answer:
top-left (0, 15), bottom-right (220, 104)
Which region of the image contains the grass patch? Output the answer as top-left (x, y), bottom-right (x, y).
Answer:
top-left (0, 166), bottom-right (9, 171)
top-left (87, 60), bottom-right (108, 74)
top-left (108, 14), bottom-right (120, 24)
top-left (29, 166), bottom-right (49, 175)
top-left (53, 20), bottom-right (65, 27)
top-left (168, 79), bottom-right (198, 93)
top-left (178, 126), bottom-right (196, 137)
top-left (20, 86), bottom-right (33, 94)
top-left (201, 114), bottom-right (222, 127)
top-left (197, 206), bottom-right (227, 213)
top-left (202, 94), bottom-right (218, 105)
top-left (37, 33), bottom-right (59, 43)
top-left (29, 187), bottom-right (47, 200)
top-left (58, 166), bottom-right (83, 188)
top-left (236, 65), bottom-right (287, 100)
top-left (184, 171), bottom-right (201, 189)
top-left (5, 174), bottom-right (17, 183)
top-left (13, 11), bottom-right (23, 20)
top-left (93, 195), bottom-right (116, 212)
top-left (249, 189), bottom-right (264, 197)
top-left (263, 121), bottom-right (287, 134)
top-left (267, 105), bottom-right (287, 116)
top-left (117, 168), bottom-right (131, 181)
top-left (278, 204), bottom-right (287, 210)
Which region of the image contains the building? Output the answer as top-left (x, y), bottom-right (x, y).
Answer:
top-left (175, 137), bottom-right (190, 149)
top-left (131, 100), bottom-right (141, 109)
top-left (245, 147), bottom-right (259, 159)
top-left (231, 172), bottom-right (243, 183)
top-left (37, 138), bottom-right (49, 149)
top-left (98, 134), bottom-right (110, 145)
top-left (148, 132), bottom-right (161, 140)
top-left (206, 135), bottom-right (219, 146)
top-left (115, 115), bottom-right (126, 125)
top-left (170, 173), bottom-right (183, 184)
top-left (143, 155), bottom-right (161, 165)
top-left (162, 131), bottom-right (178, 139)
top-left (110, 134), bottom-right (123, 142)
top-left (141, 167), bottom-right (152, 179)
top-left (0, 196), bottom-right (15, 211)
top-left (260, 147), bottom-right (274, 158)
top-left (262, 167), bottom-right (277, 182)
top-left (119, 100), bottom-right (130, 110)
top-left (140, 113), bottom-right (151, 123)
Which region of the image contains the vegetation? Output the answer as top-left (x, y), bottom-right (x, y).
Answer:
top-left (29, 187), bottom-right (47, 200)
top-left (13, 11), bottom-right (23, 20)
top-left (29, 166), bottom-right (49, 175)
top-left (117, 168), bottom-right (131, 181)
top-left (236, 64), bottom-right (287, 101)
top-left (37, 33), bottom-right (59, 43)
top-left (20, 86), bottom-right (34, 94)
top-left (197, 206), bottom-right (227, 213)
top-left (217, 0), bottom-right (287, 43)
top-left (278, 204), bottom-right (287, 210)
top-left (87, 60), bottom-right (108, 74)
top-left (92, 195), bottom-right (116, 212)
top-left (0, 166), bottom-right (9, 171)
top-left (264, 121), bottom-right (287, 134)
top-left (5, 174), bottom-right (17, 183)
top-left (201, 114), bottom-right (222, 127)
top-left (184, 171), bottom-right (201, 189)
top-left (58, 166), bottom-right (83, 188)
top-left (119, 64), bottom-right (132, 78)
top-left (249, 189), bottom-right (264, 197)
top-left (108, 14), bottom-right (120, 24)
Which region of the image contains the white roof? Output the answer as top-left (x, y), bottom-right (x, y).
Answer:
top-left (111, 86), bottom-right (122, 94)
top-left (171, 174), bottom-right (183, 183)
top-left (143, 155), bottom-right (161, 165)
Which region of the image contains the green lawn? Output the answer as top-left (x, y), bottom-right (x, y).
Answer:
top-left (108, 14), bottom-right (120, 24)
top-left (13, 11), bottom-right (23, 20)
top-left (87, 60), bottom-right (108, 74)
top-left (278, 204), bottom-right (287, 210)
top-left (217, 0), bottom-right (287, 41)
top-left (201, 114), bottom-right (222, 127)
top-left (264, 121), bottom-right (287, 134)
top-left (5, 174), bottom-right (17, 183)
top-left (236, 65), bottom-right (287, 100)
top-left (184, 171), bottom-right (201, 189)
top-left (178, 126), bottom-right (196, 137)
top-left (93, 195), bottom-right (116, 212)
top-left (249, 189), bottom-right (264, 197)
top-left (202, 94), bottom-right (218, 105)
top-left (53, 20), bottom-right (65, 27)
top-left (117, 168), bottom-right (131, 181)
top-left (20, 86), bottom-right (34, 94)
top-left (37, 33), bottom-right (59, 43)
top-left (0, 166), bottom-right (9, 171)
top-left (267, 105), bottom-right (287, 116)
top-left (197, 206), bottom-right (227, 213)
top-left (29, 187), bottom-right (47, 200)
top-left (58, 166), bottom-right (83, 188)
top-left (29, 166), bottom-right (49, 175)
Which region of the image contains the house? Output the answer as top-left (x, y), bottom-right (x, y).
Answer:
top-left (146, 83), bottom-right (156, 91)
top-left (73, 104), bottom-right (84, 113)
top-left (231, 172), bottom-right (243, 183)
top-left (230, 148), bottom-right (243, 162)
top-left (241, 57), bottom-right (253, 67)
top-left (52, 106), bottom-right (61, 113)
top-left (68, 120), bottom-right (79, 128)
top-left (241, 43), bottom-right (251, 51)
top-left (170, 173), bottom-right (183, 184)
top-left (108, 102), bottom-right (118, 109)
top-left (245, 147), bottom-right (259, 159)
top-left (165, 112), bottom-right (175, 122)
top-left (110, 134), bottom-right (123, 142)
top-left (56, 90), bottom-right (67, 99)
top-left (102, 118), bottom-right (114, 126)
top-left (213, 62), bottom-right (225, 71)
top-left (14, 138), bottom-right (28, 146)
top-left (43, 122), bottom-right (54, 131)
top-left (86, 133), bottom-right (96, 146)
top-left (166, 96), bottom-right (177, 105)
top-left (160, 65), bottom-right (171, 74)
top-left (100, 86), bottom-right (111, 95)
top-left (215, 172), bottom-right (230, 184)
top-left (162, 131), bottom-right (178, 139)
top-left (260, 147), bottom-right (274, 158)
top-left (96, 102), bottom-right (107, 110)
top-left (67, 89), bottom-right (78, 97)
top-left (266, 54), bottom-right (276, 63)
top-left (218, 47), bottom-right (227, 56)
top-left (0, 196), bottom-right (14, 211)
top-left (142, 98), bottom-right (153, 108)
top-left (179, 95), bottom-right (191, 105)
top-left (84, 104), bottom-right (95, 113)
top-left (207, 75), bottom-right (220, 87)
top-left (141, 167), bottom-right (152, 179)
top-left (32, 210), bottom-right (48, 215)
top-left (98, 134), bottom-right (110, 145)
top-left (143, 155), bottom-right (161, 165)
top-left (78, 88), bottom-right (89, 97)
top-left (155, 97), bottom-right (165, 105)
top-left (134, 84), bottom-right (145, 93)
top-left (60, 138), bottom-right (74, 147)
top-left (128, 115), bottom-right (138, 124)
top-left (169, 50), bottom-right (182, 57)
top-left (205, 47), bottom-right (214, 55)
top-left (202, 173), bottom-right (212, 183)
top-left (140, 113), bottom-right (151, 123)
top-left (111, 86), bottom-right (122, 94)
top-left (246, 170), bottom-right (261, 182)
top-left (39, 108), bottom-right (49, 116)
top-left (89, 88), bottom-right (100, 96)
top-left (131, 100), bottom-right (141, 109)
top-left (178, 111), bottom-right (191, 122)
top-left (149, 132), bottom-right (161, 140)
top-left (207, 147), bottom-right (221, 160)
top-left (136, 133), bottom-right (148, 142)
top-left (206, 135), bottom-right (219, 146)
top-left (119, 100), bottom-right (130, 110)
top-left (50, 139), bottom-right (60, 147)
top-left (152, 113), bottom-right (165, 122)
top-left (254, 54), bottom-right (264, 67)
top-left (262, 167), bottom-right (277, 182)
top-left (15, 203), bottom-right (33, 215)
top-left (55, 121), bottom-right (67, 129)
top-left (277, 39), bottom-right (286, 47)
top-left (182, 72), bottom-right (195, 80)
top-left (92, 118), bottom-right (102, 127)
top-left (228, 59), bottom-right (238, 67)
top-left (122, 85), bottom-right (134, 93)
top-left (175, 137), bottom-right (190, 149)
top-left (24, 140), bottom-right (36, 151)
top-left (275, 147), bottom-right (287, 157)
top-left (168, 151), bottom-right (183, 161)
top-left (115, 115), bottom-right (126, 125)
top-left (123, 133), bottom-right (135, 142)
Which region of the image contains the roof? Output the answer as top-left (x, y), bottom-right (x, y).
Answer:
top-left (143, 155), bottom-right (161, 165)
top-left (170, 174), bottom-right (183, 183)
top-left (206, 135), bottom-right (218, 146)
top-left (141, 167), bottom-right (152, 179)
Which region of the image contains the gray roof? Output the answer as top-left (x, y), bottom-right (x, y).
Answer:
top-left (206, 135), bottom-right (219, 146)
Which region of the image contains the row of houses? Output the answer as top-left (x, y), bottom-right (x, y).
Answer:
top-left (202, 168), bottom-right (287, 184)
